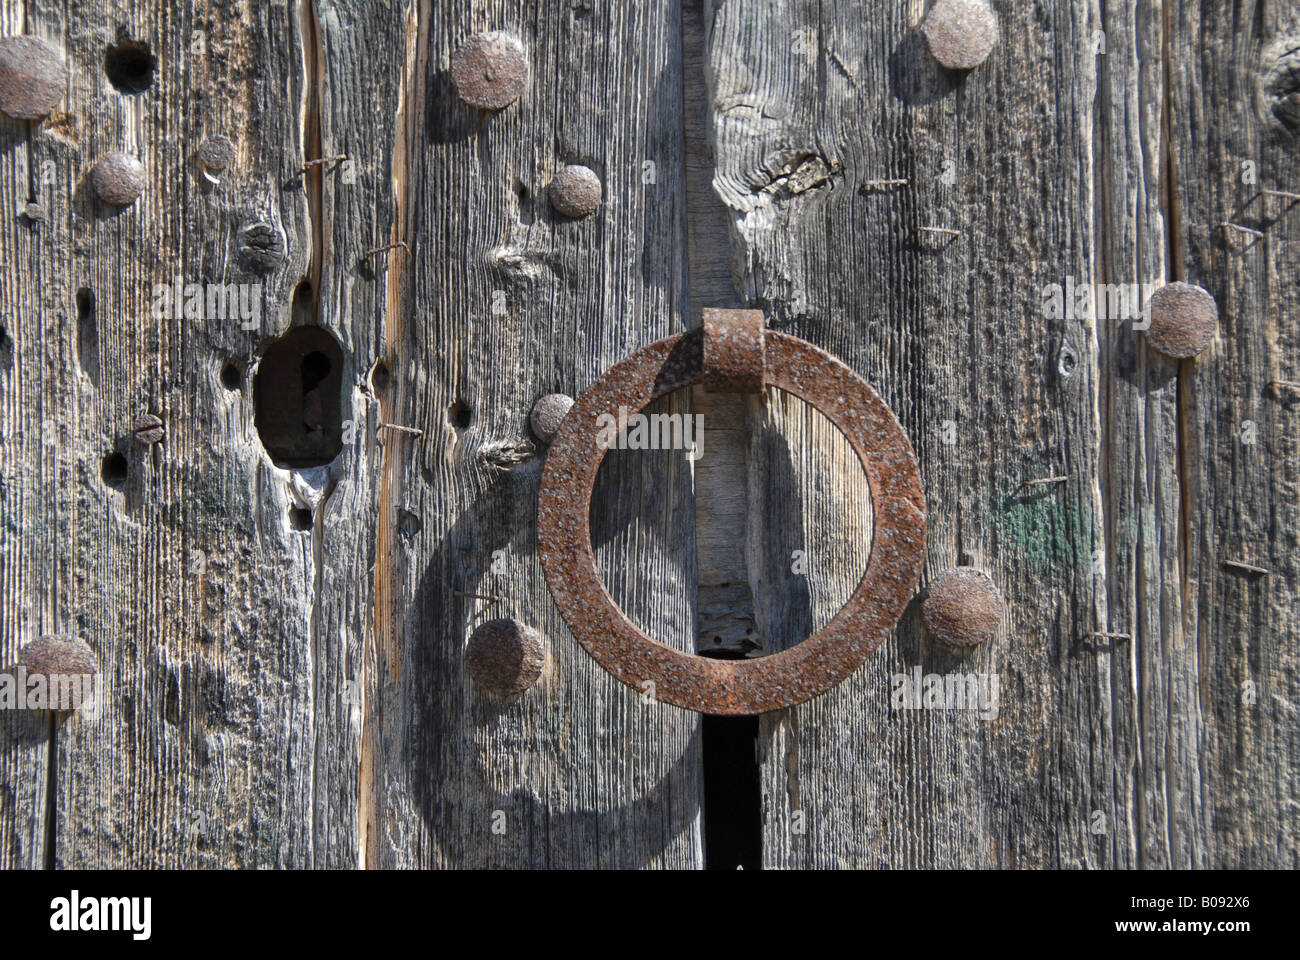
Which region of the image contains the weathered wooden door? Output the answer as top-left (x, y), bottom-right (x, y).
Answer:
top-left (1, 0), bottom-right (1295, 869)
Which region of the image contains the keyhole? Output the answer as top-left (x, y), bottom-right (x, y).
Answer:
top-left (301, 350), bottom-right (331, 432)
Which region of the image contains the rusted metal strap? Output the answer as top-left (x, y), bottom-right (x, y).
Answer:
top-left (702, 308), bottom-right (766, 393)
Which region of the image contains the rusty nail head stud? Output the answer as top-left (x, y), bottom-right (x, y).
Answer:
top-left (1145, 281), bottom-right (1218, 359)
top-left (90, 152), bottom-right (146, 207)
top-left (18, 635), bottom-right (97, 677)
top-left (530, 393), bottom-right (574, 444)
top-left (15, 635), bottom-right (98, 710)
top-left (197, 135), bottom-right (235, 172)
top-left (451, 32), bottom-right (528, 111)
top-left (133, 413), bottom-right (164, 445)
top-left (921, 0), bottom-right (999, 71)
top-left (549, 164), bottom-right (602, 219)
top-left (23, 201), bottom-right (45, 222)
top-left (922, 567), bottom-right (1004, 648)
top-left (466, 618), bottom-right (548, 695)
top-left (0, 36), bottom-right (67, 119)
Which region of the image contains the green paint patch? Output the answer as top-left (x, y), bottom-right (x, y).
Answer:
top-left (991, 483), bottom-right (1096, 573)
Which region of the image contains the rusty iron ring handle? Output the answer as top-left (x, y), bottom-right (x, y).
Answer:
top-left (537, 312), bottom-right (926, 715)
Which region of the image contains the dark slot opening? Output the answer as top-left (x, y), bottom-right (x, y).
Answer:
top-left (75, 288), bottom-right (98, 376)
top-left (700, 650), bottom-right (762, 870)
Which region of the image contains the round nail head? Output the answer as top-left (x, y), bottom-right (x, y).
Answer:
top-left (198, 135), bottom-right (236, 172)
top-left (921, 0), bottom-right (999, 71)
top-left (17, 635), bottom-right (97, 710)
top-left (0, 35), bottom-right (67, 119)
top-left (922, 567), bottom-right (1004, 648)
top-left (466, 618), bottom-right (548, 696)
top-left (90, 152), bottom-right (146, 207)
top-left (530, 393), bottom-right (574, 443)
top-left (1146, 282), bottom-right (1218, 358)
top-left (549, 164), bottom-right (601, 219)
top-left (451, 32), bottom-right (528, 111)
top-left (23, 201), bottom-right (45, 222)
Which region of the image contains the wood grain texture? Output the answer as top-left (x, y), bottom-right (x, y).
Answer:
top-left (1093, 0), bottom-right (1205, 869)
top-left (683, 0), bottom-right (756, 657)
top-left (363, 0), bottom-right (703, 868)
top-left (1168, 0), bottom-right (1299, 868)
top-left (704, 0), bottom-right (1294, 869)
top-left (705, 0), bottom-right (1120, 868)
top-left (0, 1), bottom-right (55, 870)
top-left (0, 0), bottom-right (1293, 871)
top-left (0, 0), bottom-right (399, 867)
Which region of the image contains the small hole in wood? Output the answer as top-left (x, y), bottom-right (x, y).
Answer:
top-left (289, 506), bottom-right (313, 531)
top-left (253, 326), bottom-right (345, 467)
top-left (292, 278), bottom-right (314, 316)
top-left (220, 360), bottom-right (243, 390)
top-left (369, 358), bottom-right (391, 394)
top-left (449, 398), bottom-right (473, 429)
top-left (397, 509), bottom-right (422, 539)
top-left (104, 40), bottom-right (156, 94)
top-left (101, 451), bottom-right (128, 485)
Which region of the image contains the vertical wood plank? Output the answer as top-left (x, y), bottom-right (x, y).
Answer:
top-left (1094, 0), bottom-right (1208, 868)
top-left (706, 0), bottom-right (1122, 867)
top-left (0, 0), bottom-right (55, 869)
top-left (0, 0), bottom-right (400, 867)
top-left (303, 0), bottom-right (410, 867)
top-left (365, 0), bottom-right (702, 868)
top-left (1168, 0), bottom-right (1299, 868)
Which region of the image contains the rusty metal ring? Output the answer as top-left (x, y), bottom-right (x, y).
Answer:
top-left (537, 326), bottom-right (926, 715)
